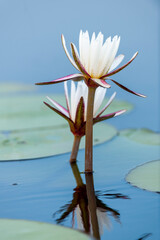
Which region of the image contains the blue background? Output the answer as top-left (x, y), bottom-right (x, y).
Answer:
top-left (0, 0), bottom-right (159, 131)
top-left (0, 1), bottom-right (159, 239)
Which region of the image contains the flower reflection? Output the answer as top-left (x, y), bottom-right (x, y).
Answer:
top-left (137, 233), bottom-right (152, 240)
top-left (53, 162), bottom-right (129, 239)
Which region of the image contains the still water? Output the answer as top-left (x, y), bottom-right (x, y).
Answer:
top-left (0, 135), bottom-right (159, 239)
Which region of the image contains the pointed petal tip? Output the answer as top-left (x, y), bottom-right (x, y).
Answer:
top-left (115, 109), bottom-right (126, 116)
top-left (109, 79), bottom-right (146, 98)
top-left (133, 51), bottom-right (138, 59)
top-left (61, 34), bottom-right (64, 43)
top-left (139, 93), bottom-right (147, 98)
top-left (46, 96), bottom-right (51, 101)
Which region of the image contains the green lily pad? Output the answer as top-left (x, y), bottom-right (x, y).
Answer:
top-left (126, 160), bottom-right (160, 193)
top-left (0, 95), bottom-right (66, 131)
top-left (0, 219), bottom-right (89, 240)
top-left (0, 94), bottom-right (133, 131)
top-left (0, 82), bottom-right (36, 93)
top-left (0, 123), bottom-right (117, 161)
top-left (120, 128), bottom-right (160, 145)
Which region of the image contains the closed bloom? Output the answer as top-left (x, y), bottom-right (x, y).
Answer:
top-left (44, 81), bottom-right (126, 137)
top-left (36, 30), bottom-right (145, 98)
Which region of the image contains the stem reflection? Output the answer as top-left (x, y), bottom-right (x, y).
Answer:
top-left (53, 162), bottom-right (129, 239)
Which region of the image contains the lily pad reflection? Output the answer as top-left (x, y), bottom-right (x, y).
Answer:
top-left (126, 160), bottom-right (160, 193)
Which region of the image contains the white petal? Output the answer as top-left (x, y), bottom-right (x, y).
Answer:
top-left (81, 82), bottom-right (88, 121)
top-left (70, 81), bottom-right (76, 121)
top-left (109, 54), bottom-right (124, 72)
top-left (64, 81), bottom-right (71, 115)
top-left (46, 96), bottom-right (69, 117)
top-left (61, 34), bottom-right (79, 71)
top-left (101, 52), bottom-right (138, 78)
top-left (79, 30), bottom-right (90, 70)
top-left (96, 92), bottom-right (116, 117)
top-left (102, 36), bottom-right (121, 75)
top-left (72, 81), bottom-right (86, 122)
top-left (88, 32), bottom-right (104, 77)
top-left (97, 37), bottom-right (112, 76)
top-left (75, 82), bottom-right (83, 109)
top-left (93, 87), bottom-right (107, 117)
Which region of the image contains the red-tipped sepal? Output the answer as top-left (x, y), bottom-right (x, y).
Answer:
top-left (109, 79), bottom-right (146, 97)
top-left (35, 73), bottom-right (84, 85)
top-left (93, 110), bottom-right (126, 124)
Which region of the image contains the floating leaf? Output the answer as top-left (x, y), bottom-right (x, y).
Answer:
top-left (0, 95), bottom-right (66, 131)
top-left (120, 128), bottom-right (160, 145)
top-left (0, 95), bottom-right (133, 131)
top-left (0, 219), bottom-right (89, 240)
top-left (0, 123), bottom-right (117, 161)
top-left (126, 160), bottom-right (160, 193)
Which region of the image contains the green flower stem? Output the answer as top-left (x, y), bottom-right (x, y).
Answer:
top-left (85, 86), bottom-right (96, 172)
top-left (70, 135), bottom-right (81, 163)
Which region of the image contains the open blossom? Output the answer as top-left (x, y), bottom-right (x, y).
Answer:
top-left (36, 30), bottom-right (145, 98)
top-left (44, 81), bottom-right (126, 136)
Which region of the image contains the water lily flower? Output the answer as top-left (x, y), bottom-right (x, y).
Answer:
top-left (36, 30), bottom-right (146, 173)
top-left (36, 30), bottom-right (145, 98)
top-left (44, 81), bottom-right (126, 162)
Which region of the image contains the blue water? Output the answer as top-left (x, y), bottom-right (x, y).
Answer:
top-left (0, 136), bottom-right (159, 239)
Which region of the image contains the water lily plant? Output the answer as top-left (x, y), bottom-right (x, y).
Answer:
top-left (44, 81), bottom-right (126, 162)
top-left (36, 30), bottom-right (146, 172)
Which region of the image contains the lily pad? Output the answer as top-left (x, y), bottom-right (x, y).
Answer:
top-left (126, 160), bottom-right (160, 193)
top-left (0, 219), bottom-right (89, 240)
top-left (0, 82), bottom-right (36, 93)
top-left (0, 95), bottom-right (66, 131)
top-left (0, 123), bottom-right (117, 161)
top-left (0, 94), bottom-right (133, 131)
top-left (120, 128), bottom-right (160, 145)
